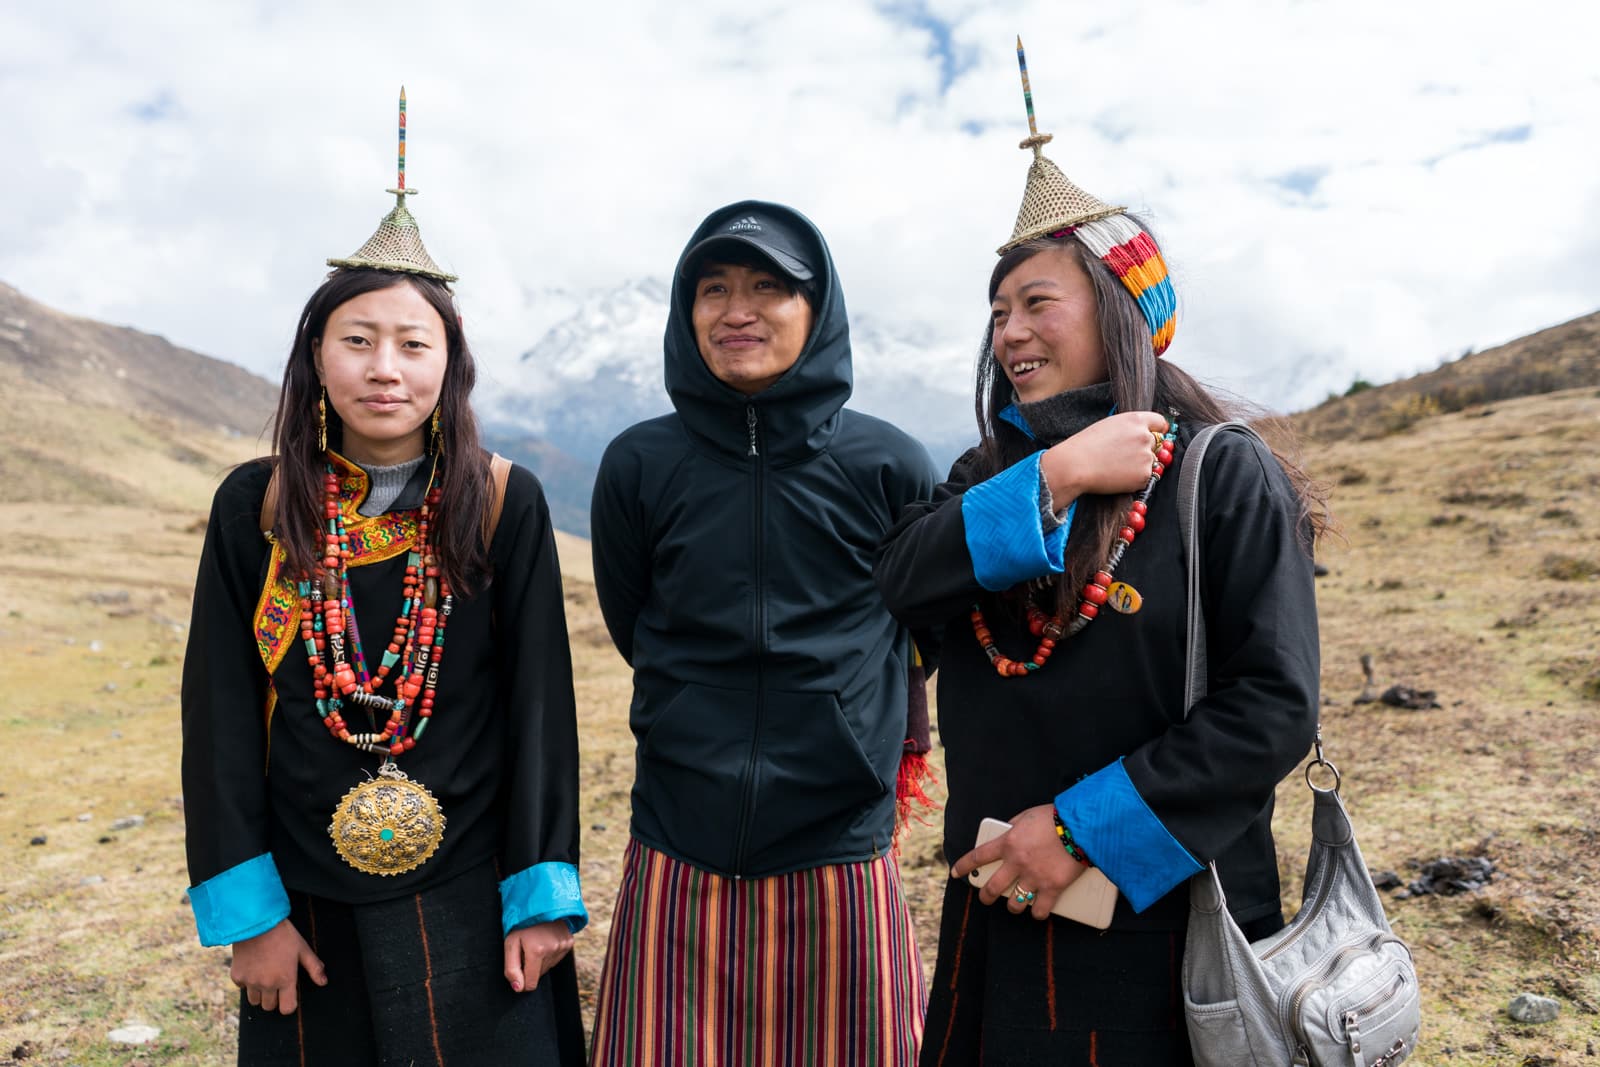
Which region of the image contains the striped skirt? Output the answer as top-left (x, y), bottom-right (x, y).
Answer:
top-left (589, 838), bottom-right (926, 1066)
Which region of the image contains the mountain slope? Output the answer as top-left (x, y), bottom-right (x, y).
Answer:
top-left (0, 282), bottom-right (278, 509)
top-left (1295, 308), bottom-right (1600, 442)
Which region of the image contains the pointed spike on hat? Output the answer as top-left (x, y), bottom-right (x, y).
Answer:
top-left (996, 41), bottom-right (1173, 355)
top-left (327, 87), bottom-right (458, 283)
top-left (998, 38), bottom-right (1125, 254)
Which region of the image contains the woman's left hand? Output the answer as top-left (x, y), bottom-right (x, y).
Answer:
top-left (503, 919), bottom-right (574, 993)
top-left (950, 804), bottom-right (1087, 921)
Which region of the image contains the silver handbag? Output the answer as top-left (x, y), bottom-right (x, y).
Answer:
top-left (1176, 424), bottom-right (1422, 1066)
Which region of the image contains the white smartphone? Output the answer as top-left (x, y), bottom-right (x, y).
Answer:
top-left (966, 816), bottom-right (1119, 930)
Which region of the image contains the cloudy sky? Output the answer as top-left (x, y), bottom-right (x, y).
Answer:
top-left (6, 0), bottom-right (1597, 413)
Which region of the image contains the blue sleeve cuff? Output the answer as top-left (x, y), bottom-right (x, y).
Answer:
top-left (186, 853), bottom-right (291, 947)
top-left (500, 861), bottom-right (589, 937)
top-left (960, 453), bottom-right (1067, 591)
top-left (1055, 759), bottom-right (1203, 913)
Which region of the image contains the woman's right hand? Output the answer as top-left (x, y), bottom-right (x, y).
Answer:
top-left (231, 919), bottom-right (327, 1014)
top-left (1039, 410), bottom-right (1170, 506)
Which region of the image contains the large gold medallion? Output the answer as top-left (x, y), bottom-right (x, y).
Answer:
top-left (329, 764), bottom-right (445, 876)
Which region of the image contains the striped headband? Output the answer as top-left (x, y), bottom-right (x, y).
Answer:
top-left (1050, 217), bottom-right (1176, 356)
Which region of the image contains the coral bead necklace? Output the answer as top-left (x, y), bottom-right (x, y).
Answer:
top-left (298, 469), bottom-right (453, 754)
top-left (971, 418), bottom-right (1178, 678)
top-left (298, 460), bottom-right (452, 875)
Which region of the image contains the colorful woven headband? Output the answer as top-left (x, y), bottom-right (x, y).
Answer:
top-left (1001, 39), bottom-right (1174, 355)
top-left (1050, 218), bottom-right (1176, 356)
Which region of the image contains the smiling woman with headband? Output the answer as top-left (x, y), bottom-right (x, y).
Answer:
top-left (180, 94), bottom-right (588, 1065)
top-left (875, 42), bottom-right (1329, 1064)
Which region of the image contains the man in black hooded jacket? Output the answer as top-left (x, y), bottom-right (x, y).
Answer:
top-left (587, 201), bottom-right (937, 1063)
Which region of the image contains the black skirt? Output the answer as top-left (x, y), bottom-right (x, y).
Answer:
top-left (921, 878), bottom-right (1284, 1066)
top-left (237, 861), bottom-right (584, 1066)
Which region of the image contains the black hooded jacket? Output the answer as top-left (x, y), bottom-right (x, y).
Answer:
top-left (590, 201), bottom-right (938, 878)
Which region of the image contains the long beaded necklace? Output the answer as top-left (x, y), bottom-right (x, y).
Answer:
top-left (299, 461), bottom-right (453, 875)
top-left (970, 417), bottom-right (1177, 678)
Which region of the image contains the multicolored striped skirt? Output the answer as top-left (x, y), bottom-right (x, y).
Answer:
top-left (589, 838), bottom-right (926, 1066)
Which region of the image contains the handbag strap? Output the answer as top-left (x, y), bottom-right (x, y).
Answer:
top-left (1178, 422), bottom-right (1335, 786)
top-left (1176, 420), bottom-right (1260, 717)
top-left (1179, 421), bottom-right (1273, 906)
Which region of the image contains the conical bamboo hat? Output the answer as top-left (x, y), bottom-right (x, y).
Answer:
top-left (998, 135), bottom-right (1125, 255)
top-left (328, 191), bottom-right (458, 283)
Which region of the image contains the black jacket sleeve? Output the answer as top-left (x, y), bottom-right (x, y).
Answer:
top-left (492, 467), bottom-right (586, 926)
top-left (590, 434), bottom-right (654, 666)
top-left (874, 448), bottom-right (988, 631)
top-left (1123, 432), bottom-right (1321, 862)
top-left (182, 464), bottom-right (274, 882)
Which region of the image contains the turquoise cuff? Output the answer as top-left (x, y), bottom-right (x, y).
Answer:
top-left (1055, 759), bottom-right (1203, 913)
top-left (186, 853), bottom-right (291, 947)
top-left (500, 861), bottom-right (589, 937)
top-left (961, 453), bottom-right (1067, 590)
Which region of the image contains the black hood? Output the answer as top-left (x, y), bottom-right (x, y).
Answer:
top-left (663, 200), bottom-right (853, 464)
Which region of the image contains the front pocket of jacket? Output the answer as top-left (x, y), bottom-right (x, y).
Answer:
top-left (635, 681), bottom-right (756, 871)
top-left (741, 688), bottom-right (887, 868)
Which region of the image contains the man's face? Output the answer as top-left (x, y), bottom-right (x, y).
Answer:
top-left (691, 262), bottom-right (813, 396)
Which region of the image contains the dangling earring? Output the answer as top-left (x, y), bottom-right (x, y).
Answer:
top-left (430, 405), bottom-right (443, 455)
top-left (317, 388), bottom-right (328, 453)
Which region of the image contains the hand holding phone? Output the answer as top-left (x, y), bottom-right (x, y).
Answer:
top-left (966, 816), bottom-right (1119, 929)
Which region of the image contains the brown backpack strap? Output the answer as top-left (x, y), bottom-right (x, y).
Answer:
top-left (259, 467), bottom-right (281, 539)
top-left (484, 453), bottom-right (512, 549)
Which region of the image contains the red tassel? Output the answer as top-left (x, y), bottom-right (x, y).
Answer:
top-left (892, 747), bottom-right (940, 853)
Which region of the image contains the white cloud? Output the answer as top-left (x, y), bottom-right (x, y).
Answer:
top-left (4, 0), bottom-right (1597, 414)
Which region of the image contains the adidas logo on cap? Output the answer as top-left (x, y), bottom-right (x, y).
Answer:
top-left (726, 216), bottom-right (763, 233)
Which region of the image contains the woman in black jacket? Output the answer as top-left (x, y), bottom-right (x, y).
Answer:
top-left (875, 89), bottom-right (1326, 1064)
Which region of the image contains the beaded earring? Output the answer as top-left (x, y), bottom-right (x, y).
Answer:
top-left (429, 406), bottom-right (442, 455)
top-left (317, 388), bottom-right (328, 453)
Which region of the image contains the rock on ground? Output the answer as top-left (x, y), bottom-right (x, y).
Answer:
top-left (1507, 992), bottom-right (1560, 1024)
top-left (108, 1024), bottom-right (160, 1045)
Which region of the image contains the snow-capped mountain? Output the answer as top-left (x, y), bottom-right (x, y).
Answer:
top-left (476, 278), bottom-right (975, 534)
top-left (479, 277), bottom-right (974, 463)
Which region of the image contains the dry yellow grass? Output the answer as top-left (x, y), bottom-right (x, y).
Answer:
top-left (3, 388), bottom-right (1598, 1064)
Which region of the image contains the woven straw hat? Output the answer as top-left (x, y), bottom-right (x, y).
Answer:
top-left (998, 41), bottom-right (1176, 354)
top-left (328, 190), bottom-right (458, 283)
top-left (998, 134), bottom-right (1125, 255)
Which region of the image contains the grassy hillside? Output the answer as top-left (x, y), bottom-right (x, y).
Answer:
top-left (1298, 308), bottom-right (1600, 443)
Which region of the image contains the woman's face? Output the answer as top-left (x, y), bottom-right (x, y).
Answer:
top-left (990, 245), bottom-right (1107, 403)
top-left (313, 281), bottom-right (448, 465)
top-left (692, 262), bottom-right (814, 396)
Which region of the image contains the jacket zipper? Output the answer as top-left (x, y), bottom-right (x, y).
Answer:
top-left (732, 403), bottom-right (765, 873)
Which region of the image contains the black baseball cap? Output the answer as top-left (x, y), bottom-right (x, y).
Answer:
top-left (680, 209), bottom-right (816, 282)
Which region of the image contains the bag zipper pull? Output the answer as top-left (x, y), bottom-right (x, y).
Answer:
top-left (1342, 1010), bottom-right (1362, 1058)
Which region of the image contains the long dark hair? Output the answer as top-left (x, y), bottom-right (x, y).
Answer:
top-left (973, 231), bottom-right (1329, 618)
top-left (269, 268), bottom-right (491, 595)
